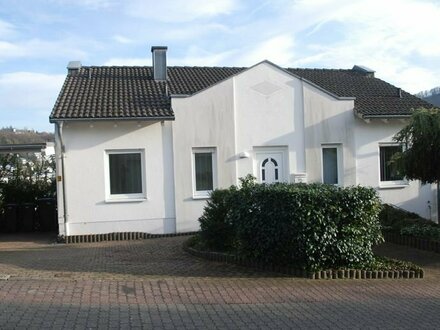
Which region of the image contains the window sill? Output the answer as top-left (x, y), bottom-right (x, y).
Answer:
top-left (105, 197), bottom-right (147, 203)
top-left (379, 182), bottom-right (409, 189)
top-left (192, 195), bottom-right (211, 200)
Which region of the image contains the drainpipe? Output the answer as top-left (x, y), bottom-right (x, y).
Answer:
top-left (437, 182), bottom-right (440, 223)
top-left (56, 121), bottom-right (68, 236)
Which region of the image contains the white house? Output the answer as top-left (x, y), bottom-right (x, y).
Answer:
top-left (49, 46), bottom-right (438, 237)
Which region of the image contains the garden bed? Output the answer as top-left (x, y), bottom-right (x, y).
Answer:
top-left (380, 204), bottom-right (440, 253)
top-left (384, 232), bottom-right (440, 254)
top-left (184, 237), bottom-right (424, 280)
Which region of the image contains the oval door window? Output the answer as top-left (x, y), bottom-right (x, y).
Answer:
top-left (261, 157), bottom-right (279, 184)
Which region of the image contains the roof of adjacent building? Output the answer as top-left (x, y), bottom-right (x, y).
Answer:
top-left (49, 64), bottom-right (434, 122)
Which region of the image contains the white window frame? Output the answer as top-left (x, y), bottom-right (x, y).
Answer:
top-left (192, 147), bottom-right (217, 199)
top-left (321, 144), bottom-right (343, 186)
top-left (104, 149), bottom-right (147, 202)
top-left (378, 143), bottom-right (408, 188)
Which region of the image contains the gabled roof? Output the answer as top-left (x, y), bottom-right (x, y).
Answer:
top-left (49, 64), bottom-right (434, 122)
top-left (286, 68), bottom-right (433, 118)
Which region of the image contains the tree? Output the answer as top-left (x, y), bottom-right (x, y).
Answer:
top-left (393, 107), bottom-right (440, 221)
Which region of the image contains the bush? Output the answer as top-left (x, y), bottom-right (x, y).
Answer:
top-left (198, 179), bottom-right (383, 271)
top-left (0, 153), bottom-right (55, 208)
top-left (400, 224), bottom-right (440, 241)
top-left (379, 204), bottom-right (422, 232)
top-left (198, 188), bottom-right (236, 251)
top-left (379, 203), bottom-right (439, 239)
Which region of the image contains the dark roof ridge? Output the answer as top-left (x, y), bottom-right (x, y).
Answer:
top-left (287, 67), bottom-right (353, 72)
top-left (78, 65), bottom-right (358, 71)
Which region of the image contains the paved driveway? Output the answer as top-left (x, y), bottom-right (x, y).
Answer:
top-left (0, 233), bottom-right (440, 329)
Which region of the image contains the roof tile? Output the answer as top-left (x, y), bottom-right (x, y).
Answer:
top-left (50, 65), bottom-right (434, 121)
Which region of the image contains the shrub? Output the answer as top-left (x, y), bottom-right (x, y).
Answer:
top-left (400, 224), bottom-right (440, 241)
top-left (379, 204), bottom-right (422, 232)
top-left (198, 180), bottom-right (383, 271)
top-left (379, 203), bottom-right (439, 238)
top-left (198, 188), bottom-right (236, 251)
top-left (0, 153), bottom-right (55, 208)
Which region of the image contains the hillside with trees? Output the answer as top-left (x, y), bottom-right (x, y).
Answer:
top-left (0, 127), bottom-right (54, 145)
top-left (416, 87), bottom-right (440, 107)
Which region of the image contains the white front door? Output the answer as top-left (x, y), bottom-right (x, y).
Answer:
top-left (256, 151), bottom-right (285, 184)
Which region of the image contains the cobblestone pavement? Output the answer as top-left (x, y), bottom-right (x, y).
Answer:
top-left (0, 233), bottom-right (439, 329)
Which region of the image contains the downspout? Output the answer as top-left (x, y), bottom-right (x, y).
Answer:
top-left (56, 121), bottom-right (68, 236)
top-left (437, 182), bottom-right (440, 223)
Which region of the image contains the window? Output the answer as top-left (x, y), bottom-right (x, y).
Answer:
top-left (261, 157), bottom-right (280, 183)
top-left (380, 145), bottom-right (404, 183)
top-left (106, 150), bottom-right (145, 200)
top-left (192, 148), bottom-right (216, 197)
top-left (322, 145), bottom-right (342, 184)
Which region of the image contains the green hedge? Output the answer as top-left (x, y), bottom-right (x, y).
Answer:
top-left (198, 177), bottom-right (383, 271)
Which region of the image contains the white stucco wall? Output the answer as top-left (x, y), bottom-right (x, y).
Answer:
top-left (303, 84), bottom-right (356, 186)
top-left (172, 62), bottom-right (310, 231)
top-left (58, 120), bottom-right (175, 235)
top-left (233, 63), bottom-right (305, 181)
top-left (354, 119), bottom-right (437, 220)
top-left (172, 77), bottom-right (236, 232)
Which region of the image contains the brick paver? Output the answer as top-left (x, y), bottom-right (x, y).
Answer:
top-left (0, 233), bottom-right (440, 329)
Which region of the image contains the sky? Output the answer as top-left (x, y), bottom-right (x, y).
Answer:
top-left (0, 0), bottom-right (439, 132)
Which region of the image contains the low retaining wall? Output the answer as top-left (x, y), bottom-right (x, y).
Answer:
top-left (60, 231), bottom-right (198, 244)
top-left (384, 232), bottom-right (440, 253)
top-left (184, 245), bottom-right (424, 280)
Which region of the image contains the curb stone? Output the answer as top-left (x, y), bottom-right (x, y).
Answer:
top-left (60, 231), bottom-right (198, 244)
top-left (384, 232), bottom-right (440, 254)
top-left (183, 245), bottom-right (424, 280)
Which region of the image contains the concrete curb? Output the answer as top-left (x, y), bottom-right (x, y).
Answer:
top-left (60, 231), bottom-right (198, 244)
top-left (184, 245), bottom-right (424, 280)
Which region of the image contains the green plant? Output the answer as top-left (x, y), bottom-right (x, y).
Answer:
top-left (198, 188), bottom-right (236, 251)
top-left (379, 204), bottom-right (439, 237)
top-left (198, 180), bottom-right (383, 271)
top-left (0, 152), bottom-right (55, 208)
top-left (400, 224), bottom-right (440, 241)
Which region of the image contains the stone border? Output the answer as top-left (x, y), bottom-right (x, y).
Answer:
top-left (384, 232), bottom-right (440, 253)
top-left (60, 231), bottom-right (198, 244)
top-left (184, 245), bottom-right (424, 280)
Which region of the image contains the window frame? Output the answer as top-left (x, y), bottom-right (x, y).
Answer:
top-left (192, 147), bottom-right (217, 199)
top-left (321, 144), bottom-right (343, 186)
top-left (104, 149), bottom-right (146, 202)
top-left (378, 143), bottom-right (407, 188)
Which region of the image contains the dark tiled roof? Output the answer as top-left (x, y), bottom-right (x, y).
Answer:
top-left (286, 68), bottom-right (433, 117)
top-left (50, 65), bottom-right (434, 121)
top-left (51, 67), bottom-right (171, 121)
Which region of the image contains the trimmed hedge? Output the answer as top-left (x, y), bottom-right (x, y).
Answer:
top-left (198, 177), bottom-right (383, 271)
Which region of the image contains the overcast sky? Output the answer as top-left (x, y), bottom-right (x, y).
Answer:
top-left (1, 0), bottom-right (439, 132)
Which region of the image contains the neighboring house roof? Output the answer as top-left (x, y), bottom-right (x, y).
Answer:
top-left (0, 143), bottom-right (47, 153)
top-left (49, 64), bottom-right (434, 122)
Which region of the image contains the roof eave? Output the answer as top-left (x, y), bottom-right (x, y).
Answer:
top-left (49, 116), bottom-right (175, 123)
top-left (354, 110), bottom-right (411, 120)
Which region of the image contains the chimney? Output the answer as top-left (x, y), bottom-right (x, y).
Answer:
top-left (67, 61), bottom-right (82, 75)
top-left (352, 65), bottom-right (375, 78)
top-left (397, 88), bottom-right (402, 98)
top-left (151, 46), bottom-right (167, 81)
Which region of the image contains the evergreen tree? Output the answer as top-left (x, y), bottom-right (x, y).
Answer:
top-left (393, 108), bottom-right (440, 220)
